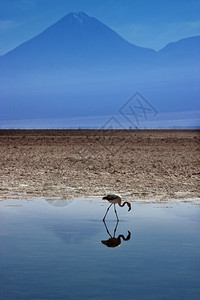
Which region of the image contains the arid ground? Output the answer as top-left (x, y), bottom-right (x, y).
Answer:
top-left (0, 130), bottom-right (199, 202)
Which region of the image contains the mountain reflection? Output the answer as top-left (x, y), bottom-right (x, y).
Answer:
top-left (101, 220), bottom-right (131, 248)
top-left (45, 198), bottom-right (74, 207)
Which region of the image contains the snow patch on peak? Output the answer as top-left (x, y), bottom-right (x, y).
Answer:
top-left (71, 12), bottom-right (90, 22)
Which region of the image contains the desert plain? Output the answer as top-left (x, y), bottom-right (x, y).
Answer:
top-left (0, 129), bottom-right (199, 202)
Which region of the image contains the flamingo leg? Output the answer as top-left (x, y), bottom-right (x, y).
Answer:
top-left (103, 219), bottom-right (112, 237)
top-left (113, 219), bottom-right (119, 237)
top-left (114, 204), bottom-right (119, 221)
top-left (103, 204), bottom-right (112, 221)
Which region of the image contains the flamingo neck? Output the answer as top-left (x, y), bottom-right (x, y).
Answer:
top-left (118, 201), bottom-right (131, 211)
top-left (118, 201), bottom-right (126, 208)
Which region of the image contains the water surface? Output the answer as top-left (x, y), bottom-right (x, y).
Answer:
top-left (0, 198), bottom-right (200, 300)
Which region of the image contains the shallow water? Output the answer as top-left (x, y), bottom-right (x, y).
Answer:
top-left (0, 198), bottom-right (200, 300)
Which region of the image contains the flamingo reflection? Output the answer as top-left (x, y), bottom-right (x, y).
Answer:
top-left (101, 220), bottom-right (131, 248)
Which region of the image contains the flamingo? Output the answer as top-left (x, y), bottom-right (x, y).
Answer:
top-left (102, 194), bottom-right (131, 221)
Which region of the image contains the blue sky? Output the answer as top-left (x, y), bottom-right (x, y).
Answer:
top-left (0, 0), bottom-right (200, 55)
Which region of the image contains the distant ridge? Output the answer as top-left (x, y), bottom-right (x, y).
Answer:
top-left (158, 35), bottom-right (200, 64)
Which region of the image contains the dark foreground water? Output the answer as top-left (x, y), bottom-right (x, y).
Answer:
top-left (0, 198), bottom-right (200, 300)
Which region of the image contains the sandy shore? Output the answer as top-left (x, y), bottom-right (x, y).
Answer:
top-left (0, 129), bottom-right (199, 202)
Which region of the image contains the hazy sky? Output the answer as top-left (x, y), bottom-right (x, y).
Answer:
top-left (0, 0), bottom-right (200, 54)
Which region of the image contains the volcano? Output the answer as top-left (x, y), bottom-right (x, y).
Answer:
top-left (1, 12), bottom-right (156, 71)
